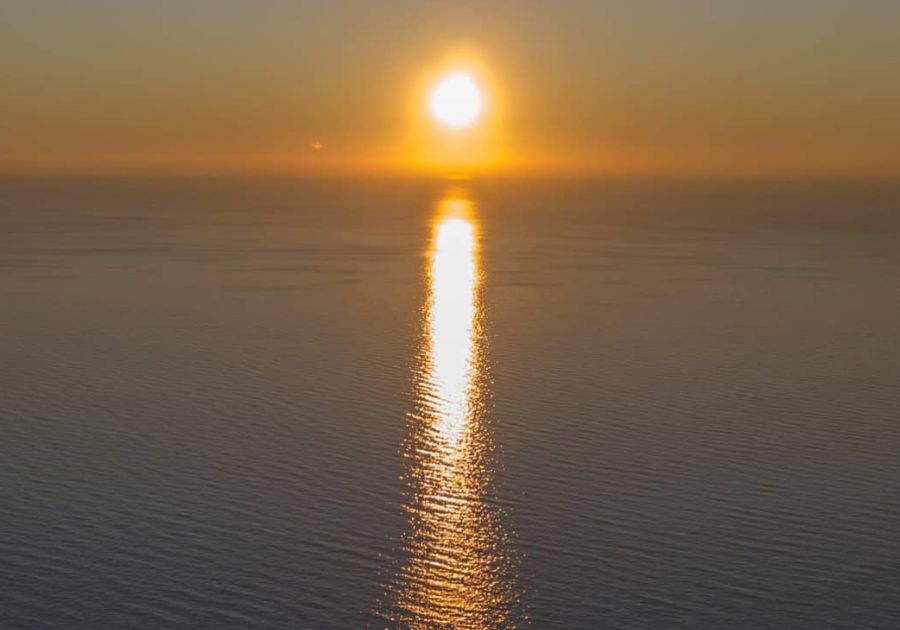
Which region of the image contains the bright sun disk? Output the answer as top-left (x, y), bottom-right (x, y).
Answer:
top-left (430, 73), bottom-right (483, 128)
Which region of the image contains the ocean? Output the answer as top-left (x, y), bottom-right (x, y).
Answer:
top-left (1, 176), bottom-right (899, 628)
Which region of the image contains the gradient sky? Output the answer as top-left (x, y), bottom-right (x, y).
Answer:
top-left (2, 1), bottom-right (898, 176)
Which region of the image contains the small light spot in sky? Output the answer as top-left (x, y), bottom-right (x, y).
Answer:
top-left (310, 141), bottom-right (323, 152)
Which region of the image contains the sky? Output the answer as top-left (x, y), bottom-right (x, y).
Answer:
top-left (1, 0), bottom-right (898, 176)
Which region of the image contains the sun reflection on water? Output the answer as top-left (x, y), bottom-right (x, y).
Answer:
top-left (385, 191), bottom-right (521, 628)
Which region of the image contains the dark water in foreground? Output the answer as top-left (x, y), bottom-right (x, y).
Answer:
top-left (1, 177), bottom-right (899, 629)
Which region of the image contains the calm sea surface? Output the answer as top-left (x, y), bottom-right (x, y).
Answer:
top-left (2, 177), bottom-right (899, 629)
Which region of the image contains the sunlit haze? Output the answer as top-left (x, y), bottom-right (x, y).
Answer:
top-left (2, 1), bottom-right (899, 176)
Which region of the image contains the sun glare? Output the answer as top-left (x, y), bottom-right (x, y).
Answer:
top-left (429, 73), bottom-right (483, 128)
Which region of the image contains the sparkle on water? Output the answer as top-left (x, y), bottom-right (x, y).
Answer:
top-left (383, 192), bottom-right (521, 628)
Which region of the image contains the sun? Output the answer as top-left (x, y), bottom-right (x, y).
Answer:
top-left (429, 73), bottom-right (483, 129)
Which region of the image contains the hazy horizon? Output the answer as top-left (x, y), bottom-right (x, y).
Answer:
top-left (3, 1), bottom-right (899, 177)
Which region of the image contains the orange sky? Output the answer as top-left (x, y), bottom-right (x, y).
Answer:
top-left (2, 1), bottom-right (899, 177)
